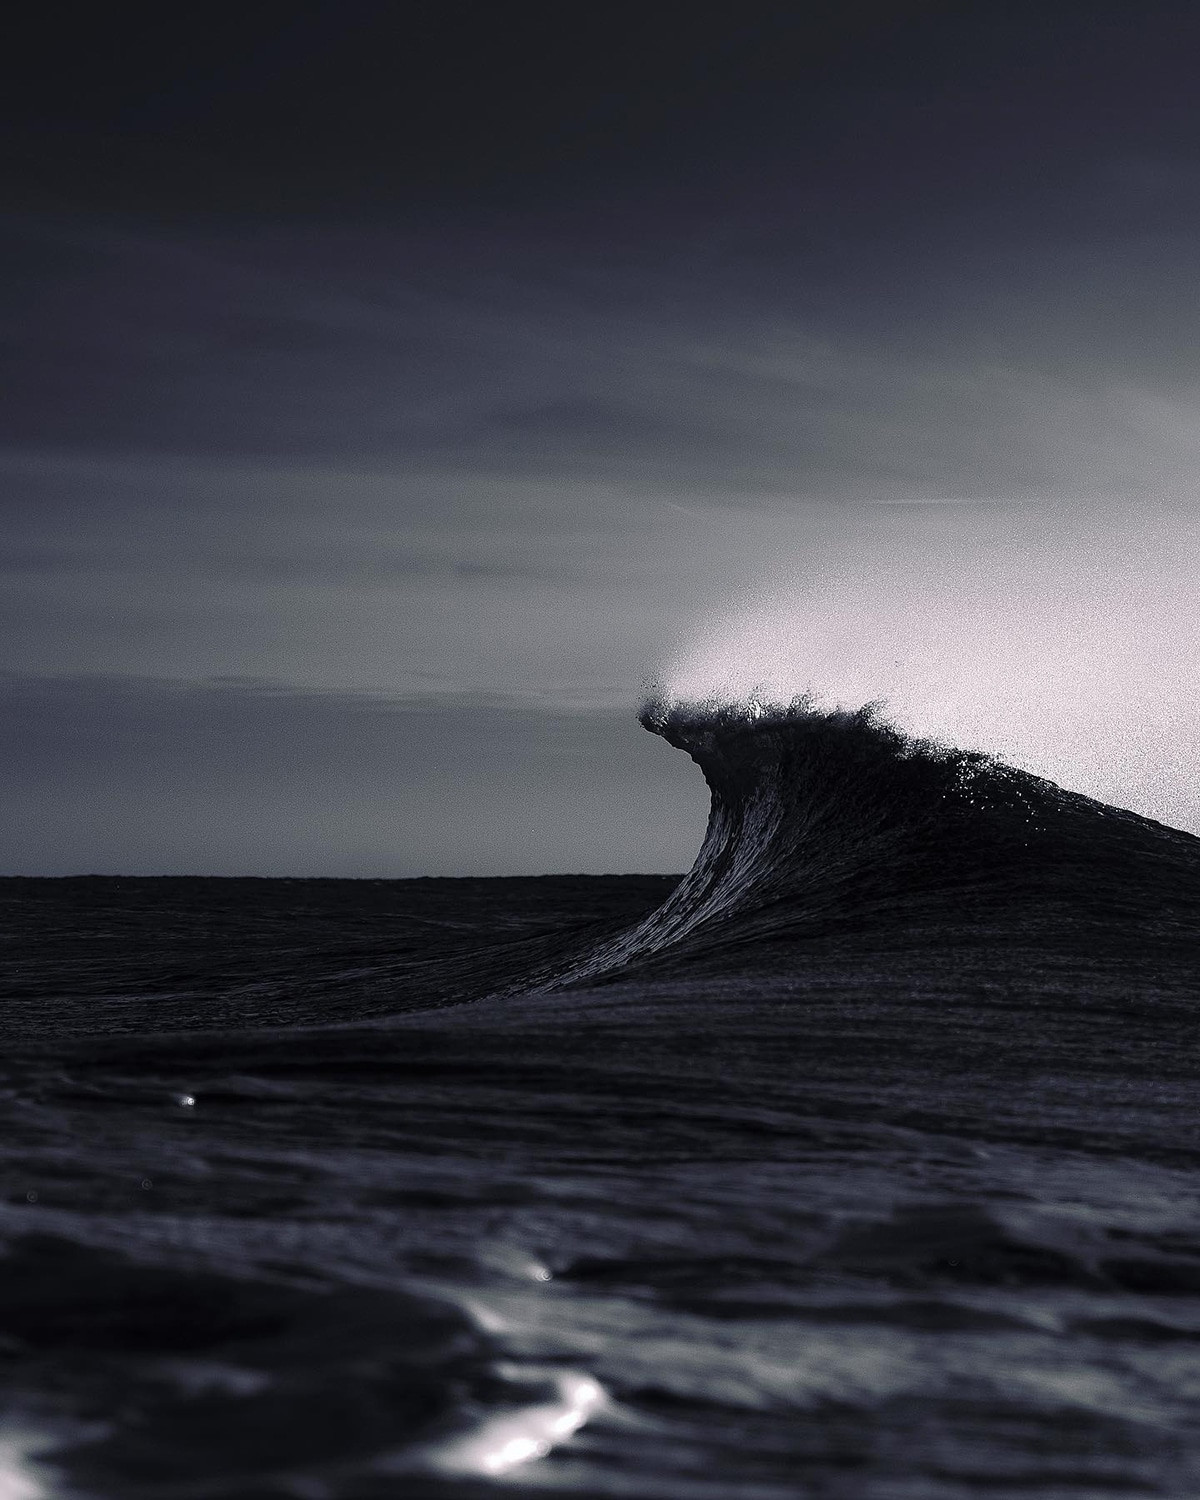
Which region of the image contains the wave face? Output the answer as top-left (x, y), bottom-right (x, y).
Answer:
top-left (566, 696), bottom-right (1200, 980)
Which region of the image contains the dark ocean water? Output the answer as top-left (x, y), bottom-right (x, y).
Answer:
top-left (3, 703), bottom-right (1200, 1499)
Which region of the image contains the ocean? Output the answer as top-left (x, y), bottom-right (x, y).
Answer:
top-left (3, 701), bottom-right (1200, 1499)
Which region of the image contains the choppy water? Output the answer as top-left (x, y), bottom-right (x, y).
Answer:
top-left (3, 704), bottom-right (1200, 1498)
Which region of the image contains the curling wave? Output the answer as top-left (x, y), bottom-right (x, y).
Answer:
top-left (562, 695), bottom-right (1200, 982)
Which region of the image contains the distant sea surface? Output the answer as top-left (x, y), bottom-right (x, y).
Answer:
top-left (4, 703), bottom-right (1200, 1499)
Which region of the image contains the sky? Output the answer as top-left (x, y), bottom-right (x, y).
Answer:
top-left (4, 1), bottom-right (1200, 874)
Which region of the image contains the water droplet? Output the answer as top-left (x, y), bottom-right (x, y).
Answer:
top-left (141, 1179), bottom-right (153, 1190)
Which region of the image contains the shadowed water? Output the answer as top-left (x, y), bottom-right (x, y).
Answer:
top-left (3, 703), bottom-right (1200, 1497)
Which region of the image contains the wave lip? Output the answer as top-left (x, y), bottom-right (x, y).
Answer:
top-left (564, 693), bottom-right (1200, 980)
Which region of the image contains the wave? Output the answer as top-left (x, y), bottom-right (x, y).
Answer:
top-left (10, 698), bottom-right (1198, 1038)
top-left (561, 695), bottom-right (1200, 983)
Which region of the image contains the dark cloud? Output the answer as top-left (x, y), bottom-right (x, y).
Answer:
top-left (4, 211), bottom-right (1197, 501)
top-left (7, 3), bottom-right (1200, 225)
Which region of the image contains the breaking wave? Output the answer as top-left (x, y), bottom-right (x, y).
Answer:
top-left (8, 695), bottom-right (1199, 1038)
top-left (562, 693), bottom-right (1200, 982)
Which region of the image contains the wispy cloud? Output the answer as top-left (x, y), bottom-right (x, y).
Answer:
top-left (9, 211), bottom-right (1200, 504)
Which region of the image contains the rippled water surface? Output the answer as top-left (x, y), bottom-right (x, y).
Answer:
top-left (1, 876), bottom-right (1199, 1499)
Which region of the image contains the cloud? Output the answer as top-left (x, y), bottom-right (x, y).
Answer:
top-left (8, 211), bottom-right (1200, 506)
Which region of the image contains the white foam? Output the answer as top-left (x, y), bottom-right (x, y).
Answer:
top-left (660, 554), bottom-right (1200, 835)
top-left (426, 1367), bottom-right (603, 1477)
top-left (0, 1427), bottom-right (52, 1500)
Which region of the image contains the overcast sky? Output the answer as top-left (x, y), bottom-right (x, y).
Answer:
top-left (4, 2), bottom-right (1200, 873)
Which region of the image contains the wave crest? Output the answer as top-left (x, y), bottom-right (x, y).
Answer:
top-left (560, 693), bottom-right (1200, 983)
